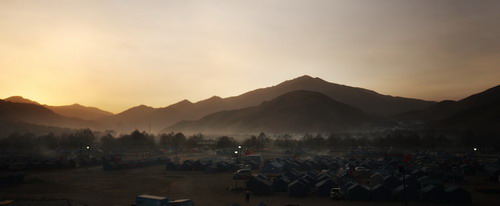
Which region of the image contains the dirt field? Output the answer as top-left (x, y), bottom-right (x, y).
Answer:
top-left (1, 165), bottom-right (500, 206)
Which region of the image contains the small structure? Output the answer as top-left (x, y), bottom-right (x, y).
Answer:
top-left (246, 176), bottom-right (273, 195)
top-left (273, 176), bottom-right (290, 192)
top-left (315, 179), bottom-right (338, 196)
top-left (383, 175), bottom-right (402, 189)
top-left (135, 194), bottom-right (169, 206)
top-left (288, 180), bottom-right (309, 197)
top-left (394, 184), bottom-right (420, 202)
top-left (261, 162), bottom-right (283, 174)
top-left (370, 184), bottom-right (393, 201)
top-left (370, 173), bottom-right (384, 187)
top-left (346, 184), bottom-right (370, 201)
top-left (421, 185), bottom-right (447, 203)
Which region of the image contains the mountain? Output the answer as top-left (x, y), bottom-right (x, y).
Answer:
top-left (164, 90), bottom-right (380, 134)
top-left (0, 100), bottom-right (96, 130)
top-left (98, 105), bottom-right (156, 132)
top-left (4, 96), bottom-right (40, 105)
top-left (433, 85), bottom-right (500, 132)
top-left (399, 85), bottom-right (500, 133)
top-left (222, 75), bottom-right (434, 117)
top-left (4, 96), bottom-right (113, 120)
top-left (100, 75), bottom-right (433, 133)
top-left (46, 104), bottom-right (113, 120)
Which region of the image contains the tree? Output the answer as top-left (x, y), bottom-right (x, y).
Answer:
top-left (257, 132), bottom-right (270, 151)
top-left (327, 133), bottom-right (341, 149)
top-left (243, 135), bottom-right (259, 149)
top-left (216, 136), bottom-right (236, 149)
top-left (186, 134), bottom-right (204, 149)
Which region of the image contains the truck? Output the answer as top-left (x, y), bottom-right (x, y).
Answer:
top-left (134, 195), bottom-right (194, 206)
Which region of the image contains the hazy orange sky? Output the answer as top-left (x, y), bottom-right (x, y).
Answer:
top-left (1, 0), bottom-right (499, 113)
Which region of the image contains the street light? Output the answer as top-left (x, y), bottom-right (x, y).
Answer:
top-left (238, 145), bottom-right (242, 149)
top-left (86, 146), bottom-right (90, 172)
top-left (473, 148), bottom-right (477, 151)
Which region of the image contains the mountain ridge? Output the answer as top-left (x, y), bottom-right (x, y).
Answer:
top-left (164, 90), bottom-right (380, 134)
top-left (98, 75), bottom-right (434, 133)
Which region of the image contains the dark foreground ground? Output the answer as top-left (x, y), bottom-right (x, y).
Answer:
top-left (1, 165), bottom-right (500, 206)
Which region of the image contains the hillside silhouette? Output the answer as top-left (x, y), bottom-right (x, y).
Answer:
top-left (99, 75), bottom-right (433, 133)
top-left (4, 96), bottom-right (113, 121)
top-left (399, 85), bottom-right (500, 133)
top-left (165, 90), bottom-right (379, 134)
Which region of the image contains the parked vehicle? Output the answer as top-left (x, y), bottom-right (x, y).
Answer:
top-left (134, 194), bottom-right (169, 206)
top-left (134, 195), bottom-right (194, 206)
top-left (330, 188), bottom-right (344, 200)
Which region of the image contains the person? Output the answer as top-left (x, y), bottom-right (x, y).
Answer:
top-left (245, 190), bottom-right (250, 203)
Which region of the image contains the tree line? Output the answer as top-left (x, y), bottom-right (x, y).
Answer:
top-left (0, 129), bottom-right (498, 154)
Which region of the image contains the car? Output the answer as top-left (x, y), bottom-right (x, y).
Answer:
top-left (330, 188), bottom-right (344, 200)
top-left (233, 169), bottom-right (252, 180)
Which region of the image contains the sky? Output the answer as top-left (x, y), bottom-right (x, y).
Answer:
top-left (1, 0), bottom-right (499, 113)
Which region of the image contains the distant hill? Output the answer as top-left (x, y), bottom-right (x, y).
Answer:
top-left (222, 75), bottom-right (434, 117)
top-left (164, 90), bottom-right (380, 134)
top-left (47, 104), bottom-right (113, 120)
top-left (4, 96), bottom-right (40, 105)
top-left (99, 75), bottom-right (433, 133)
top-left (0, 100), bottom-right (96, 130)
top-left (433, 85), bottom-right (500, 132)
top-left (0, 120), bottom-right (75, 138)
top-left (4, 96), bottom-right (113, 121)
top-left (399, 85), bottom-right (500, 133)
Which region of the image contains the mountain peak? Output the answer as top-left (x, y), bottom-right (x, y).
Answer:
top-left (174, 99), bottom-right (193, 106)
top-left (4, 96), bottom-right (40, 105)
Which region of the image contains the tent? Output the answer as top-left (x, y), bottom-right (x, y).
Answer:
top-left (340, 181), bottom-right (355, 194)
top-left (246, 176), bottom-right (273, 195)
top-left (446, 186), bottom-right (472, 204)
top-left (261, 162), bottom-right (283, 173)
top-left (315, 179), bottom-right (338, 196)
top-left (273, 176), bottom-right (290, 192)
top-left (421, 185), bottom-right (447, 203)
top-left (370, 173), bottom-right (384, 187)
top-left (411, 169), bottom-right (425, 178)
top-left (288, 180), bottom-right (309, 197)
top-left (370, 184), bottom-right (393, 201)
top-left (346, 184), bottom-right (370, 201)
top-left (383, 175), bottom-right (402, 189)
top-left (255, 202), bottom-right (267, 206)
top-left (394, 184), bottom-right (420, 202)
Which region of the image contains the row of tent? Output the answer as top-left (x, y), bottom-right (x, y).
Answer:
top-left (246, 154), bottom-right (474, 204)
top-left (1, 158), bottom-right (102, 171)
top-left (102, 157), bottom-right (167, 171)
top-left (228, 202), bottom-right (267, 206)
top-left (245, 171), bottom-right (471, 204)
top-left (165, 158), bottom-right (260, 173)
